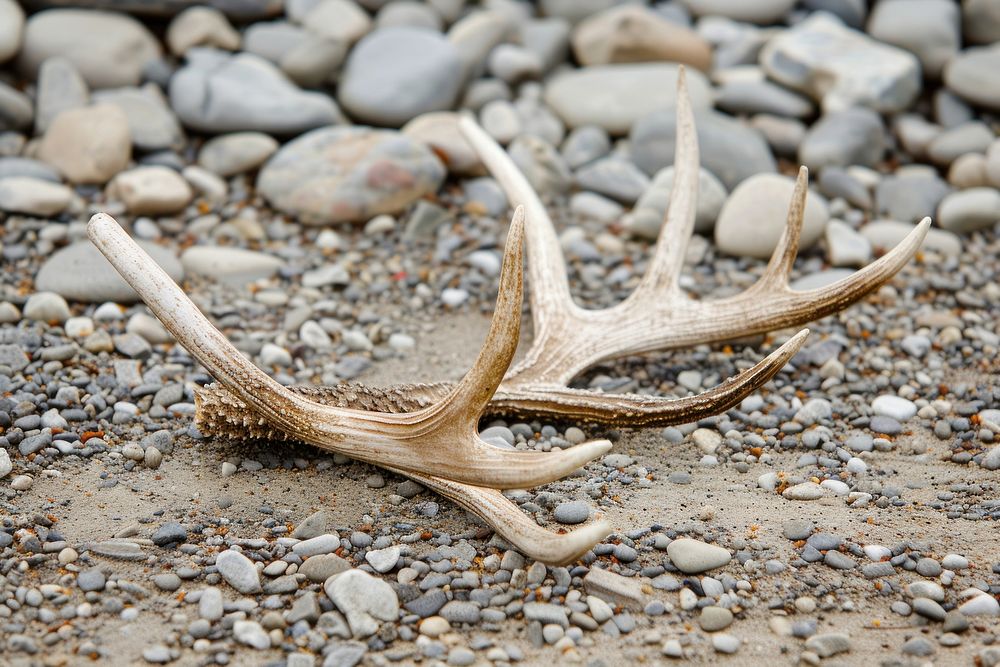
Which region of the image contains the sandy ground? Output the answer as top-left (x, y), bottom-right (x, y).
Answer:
top-left (12, 307), bottom-right (995, 666)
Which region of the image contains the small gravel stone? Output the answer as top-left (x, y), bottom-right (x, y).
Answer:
top-left (553, 500), bottom-right (590, 525)
top-left (666, 538), bottom-right (732, 574)
top-left (215, 549), bottom-right (261, 594)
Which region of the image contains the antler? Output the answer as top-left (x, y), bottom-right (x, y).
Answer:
top-left (455, 67), bottom-right (931, 425)
top-left (88, 209), bottom-right (612, 564)
top-left (196, 68), bottom-right (930, 432)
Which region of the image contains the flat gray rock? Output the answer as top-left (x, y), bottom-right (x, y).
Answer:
top-left (36, 240), bottom-right (184, 304)
top-left (169, 48), bottom-right (341, 134)
top-left (798, 107), bottom-right (885, 171)
top-left (761, 12), bottom-right (920, 113)
top-left (545, 63), bottom-right (712, 136)
top-left (630, 109), bottom-right (775, 190)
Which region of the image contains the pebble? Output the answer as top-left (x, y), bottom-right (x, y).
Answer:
top-left (37, 104), bottom-right (131, 184)
top-left (571, 4), bottom-right (712, 70)
top-left (23, 291), bottom-right (70, 324)
top-left (77, 568), bottom-right (106, 592)
top-left (959, 593), bottom-right (1000, 617)
top-left (325, 569), bottom-right (400, 638)
top-left (233, 619), bottom-right (270, 649)
top-left (0, 449), bottom-right (11, 478)
top-left (365, 546), bottom-right (400, 573)
top-left (10, 474), bottom-right (32, 491)
top-left (805, 633), bottom-right (851, 658)
top-left (715, 173), bottom-right (829, 259)
top-left (631, 109), bottom-right (776, 190)
top-left (712, 633), bottom-right (741, 654)
top-left (937, 187), bottom-right (1000, 233)
top-left (292, 534), bottom-right (340, 557)
top-left (544, 63), bottom-right (712, 135)
top-left (944, 46), bottom-right (1000, 111)
top-left (169, 49), bottom-right (340, 134)
top-left (108, 166), bottom-right (192, 215)
top-left (761, 12), bottom-right (920, 113)
top-left (93, 86), bottom-right (186, 153)
top-left (698, 606), bottom-right (734, 632)
top-left (166, 5), bottom-right (240, 56)
top-left (799, 108), bottom-right (885, 171)
top-left (36, 240), bottom-right (184, 303)
top-left (257, 126), bottom-right (445, 224)
top-left (871, 395), bottom-right (917, 421)
top-left (825, 219), bottom-right (872, 267)
top-left (198, 132), bottom-right (278, 177)
top-left (627, 166), bottom-right (726, 239)
top-left (782, 482), bottom-right (825, 500)
top-left (2, 146), bottom-right (68, 204)
top-left (339, 27), bottom-right (461, 127)
top-left (151, 522), bottom-right (187, 547)
top-left (553, 500), bottom-right (590, 525)
top-left (180, 246), bottom-right (282, 281)
top-left (0, 0), bottom-right (23, 64)
top-left (666, 538), bottom-right (732, 574)
top-left (215, 549), bottom-right (261, 594)
top-left (19, 9), bottom-right (161, 88)
top-left (867, 0), bottom-right (960, 78)
top-left (681, 0), bottom-right (795, 23)
top-left (33, 56), bottom-right (87, 135)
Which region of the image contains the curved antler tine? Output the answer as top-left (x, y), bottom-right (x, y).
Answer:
top-left (756, 165), bottom-right (808, 291)
top-left (629, 65), bottom-right (700, 301)
top-left (784, 217), bottom-right (931, 318)
top-left (405, 470), bottom-right (611, 565)
top-left (436, 206), bottom-right (525, 423)
top-left (491, 329), bottom-right (810, 426)
top-left (459, 115), bottom-right (574, 325)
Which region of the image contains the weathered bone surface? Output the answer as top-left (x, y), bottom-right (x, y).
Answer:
top-left (88, 69), bottom-right (931, 564)
top-left (199, 69), bottom-right (930, 429)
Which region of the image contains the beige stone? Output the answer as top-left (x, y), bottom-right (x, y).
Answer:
top-left (572, 5), bottom-right (712, 71)
top-left (37, 104), bottom-right (131, 184)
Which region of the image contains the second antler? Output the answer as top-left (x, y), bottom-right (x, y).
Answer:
top-left (198, 69), bottom-right (930, 429)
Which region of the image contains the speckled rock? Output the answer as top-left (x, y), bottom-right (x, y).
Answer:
top-left (258, 126), bottom-right (445, 224)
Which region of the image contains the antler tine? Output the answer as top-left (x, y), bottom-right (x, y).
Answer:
top-left (753, 166), bottom-right (808, 293)
top-left (776, 217), bottom-right (931, 320)
top-left (628, 65), bottom-right (700, 302)
top-left (490, 328), bottom-right (809, 425)
top-left (87, 212), bottom-right (611, 489)
top-left (404, 470), bottom-right (611, 566)
top-left (434, 206), bottom-right (525, 422)
top-left (458, 115), bottom-right (576, 327)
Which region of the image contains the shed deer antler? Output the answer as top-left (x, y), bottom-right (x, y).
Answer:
top-left (88, 68), bottom-right (931, 563)
top-left (89, 209), bottom-right (613, 564)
